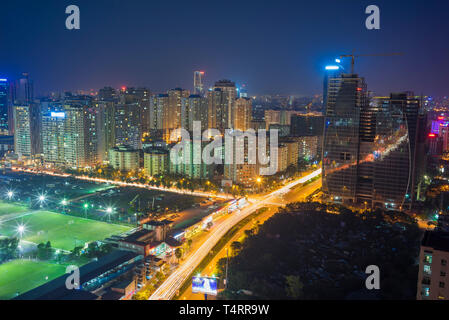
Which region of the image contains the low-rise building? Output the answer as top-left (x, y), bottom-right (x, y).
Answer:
top-left (144, 148), bottom-right (168, 177)
top-left (108, 145), bottom-right (140, 171)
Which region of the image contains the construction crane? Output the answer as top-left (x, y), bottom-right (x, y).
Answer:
top-left (339, 51), bottom-right (404, 73)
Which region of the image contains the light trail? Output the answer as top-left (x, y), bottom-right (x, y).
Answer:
top-left (149, 168), bottom-right (322, 300)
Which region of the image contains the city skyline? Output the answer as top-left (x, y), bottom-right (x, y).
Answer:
top-left (2, 0), bottom-right (449, 96)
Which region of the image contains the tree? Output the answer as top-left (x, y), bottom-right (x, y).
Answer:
top-left (37, 241), bottom-right (53, 260)
top-left (0, 237), bottom-right (19, 262)
top-left (285, 275), bottom-right (304, 299)
top-left (71, 246), bottom-right (83, 257)
top-left (175, 248), bottom-right (183, 262)
top-left (230, 241), bottom-right (243, 256)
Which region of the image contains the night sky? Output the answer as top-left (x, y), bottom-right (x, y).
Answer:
top-left (1, 0), bottom-right (449, 97)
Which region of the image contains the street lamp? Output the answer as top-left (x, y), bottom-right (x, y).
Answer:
top-left (83, 203), bottom-right (89, 218)
top-left (37, 194), bottom-right (46, 207)
top-left (106, 207), bottom-right (114, 222)
top-left (16, 224), bottom-right (26, 239)
top-left (61, 199), bottom-right (68, 213)
top-left (7, 191), bottom-right (14, 200)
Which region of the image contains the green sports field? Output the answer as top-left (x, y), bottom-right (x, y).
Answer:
top-left (0, 201), bottom-right (30, 217)
top-left (0, 210), bottom-right (131, 251)
top-left (0, 259), bottom-right (68, 300)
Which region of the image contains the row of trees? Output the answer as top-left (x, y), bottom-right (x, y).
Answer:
top-left (0, 237), bottom-right (19, 263)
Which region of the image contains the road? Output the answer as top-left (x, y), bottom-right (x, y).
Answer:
top-left (179, 178), bottom-right (322, 300)
top-left (149, 169), bottom-right (322, 300)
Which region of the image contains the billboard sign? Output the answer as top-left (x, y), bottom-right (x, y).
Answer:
top-left (192, 276), bottom-right (218, 296)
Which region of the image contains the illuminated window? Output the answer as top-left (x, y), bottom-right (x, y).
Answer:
top-left (424, 265), bottom-right (432, 274)
top-left (424, 288), bottom-right (430, 297)
top-left (425, 253), bottom-right (433, 264)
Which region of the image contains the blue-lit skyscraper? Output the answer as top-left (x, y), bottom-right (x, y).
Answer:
top-left (0, 78), bottom-right (9, 134)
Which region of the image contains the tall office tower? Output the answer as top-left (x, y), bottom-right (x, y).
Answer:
top-left (323, 66), bottom-right (341, 111)
top-left (322, 73), bottom-right (369, 207)
top-left (233, 97), bottom-right (252, 131)
top-left (0, 78), bottom-right (9, 134)
top-left (323, 71), bottom-right (423, 210)
top-left (114, 102), bottom-right (142, 150)
top-left (376, 93), bottom-right (425, 208)
top-left (11, 73), bottom-right (34, 105)
top-left (10, 73), bottom-right (34, 136)
top-left (181, 94), bottom-right (208, 132)
top-left (214, 80), bottom-right (237, 128)
top-left (239, 84), bottom-right (248, 98)
top-left (193, 71), bottom-right (205, 96)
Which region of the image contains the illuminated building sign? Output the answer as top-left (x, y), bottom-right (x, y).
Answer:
top-left (192, 276), bottom-right (218, 296)
top-left (51, 112), bottom-right (65, 118)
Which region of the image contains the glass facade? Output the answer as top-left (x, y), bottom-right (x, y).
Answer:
top-left (323, 73), bottom-right (421, 209)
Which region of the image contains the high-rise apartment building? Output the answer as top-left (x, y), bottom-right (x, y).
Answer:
top-left (181, 94), bottom-right (208, 132)
top-left (114, 103), bottom-right (142, 149)
top-left (233, 97), bottom-right (252, 131)
top-left (13, 105), bottom-right (32, 159)
top-left (13, 104), bottom-right (41, 159)
top-left (213, 80), bottom-right (237, 129)
top-left (10, 73), bottom-right (34, 136)
top-left (290, 114), bottom-right (324, 137)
